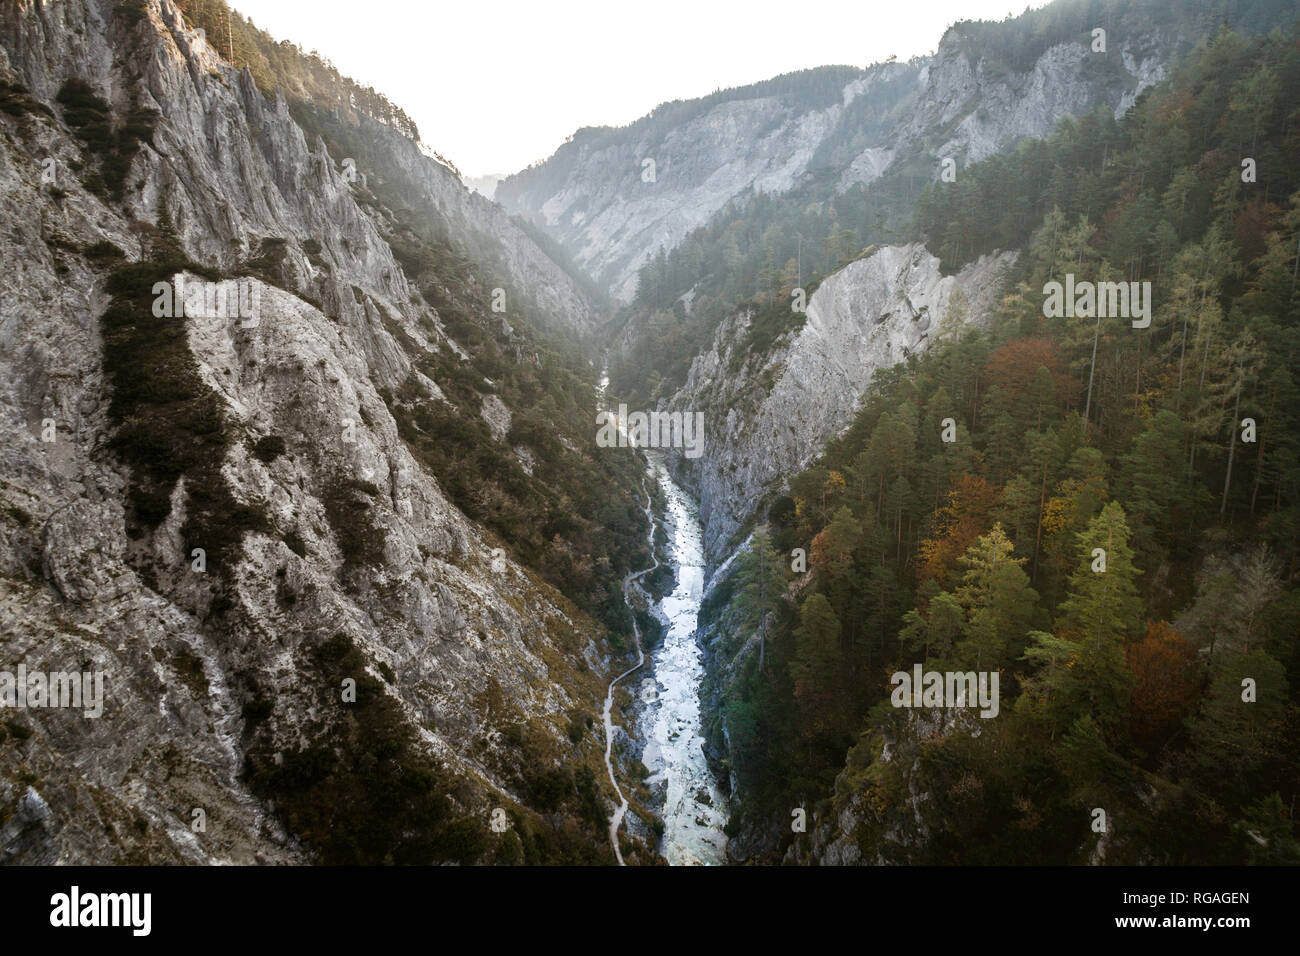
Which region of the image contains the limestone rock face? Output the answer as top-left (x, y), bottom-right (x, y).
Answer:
top-left (783, 706), bottom-right (985, 866)
top-left (355, 114), bottom-right (604, 335)
top-left (0, 0), bottom-right (615, 863)
top-left (498, 25), bottom-right (1170, 303)
top-left (498, 62), bottom-right (921, 303)
top-left (904, 37), bottom-right (1165, 169)
top-left (665, 243), bottom-right (1015, 564)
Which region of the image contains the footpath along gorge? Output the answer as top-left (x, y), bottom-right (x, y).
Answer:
top-left (599, 447), bottom-right (729, 865)
top-left (597, 375), bottom-right (727, 865)
top-left (3, 0), bottom-right (1299, 867)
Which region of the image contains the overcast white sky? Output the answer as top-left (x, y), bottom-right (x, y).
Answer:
top-left (230, 0), bottom-right (1048, 178)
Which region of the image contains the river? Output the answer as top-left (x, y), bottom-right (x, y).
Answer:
top-left (598, 373), bottom-right (728, 865)
top-left (635, 454), bottom-right (729, 865)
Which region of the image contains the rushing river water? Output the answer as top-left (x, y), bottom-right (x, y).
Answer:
top-left (597, 371), bottom-right (727, 864)
top-left (636, 454), bottom-right (729, 865)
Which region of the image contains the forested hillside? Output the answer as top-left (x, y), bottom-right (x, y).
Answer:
top-left (711, 23), bottom-right (1300, 864)
top-left (609, 0), bottom-right (1298, 410)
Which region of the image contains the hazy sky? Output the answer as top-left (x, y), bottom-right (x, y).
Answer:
top-left (230, 0), bottom-right (1048, 177)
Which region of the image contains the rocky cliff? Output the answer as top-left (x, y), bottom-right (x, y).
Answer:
top-left (669, 241), bottom-right (1014, 860)
top-left (497, 64), bottom-right (921, 303)
top-left (0, 0), bottom-right (643, 864)
top-left (497, 14), bottom-right (1171, 303)
top-left (313, 105), bottom-right (606, 338)
top-left (666, 243), bottom-right (1015, 565)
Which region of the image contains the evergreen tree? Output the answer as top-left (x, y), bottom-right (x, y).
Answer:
top-left (790, 592), bottom-right (841, 735)
top-left (953, 524), bottom-right (1038, 669)
top-left (1052, 503), bottom-right (1141, 730)
top-left (733, 527), bottom-right (787, 671)
top-left (1058, 503), bottom-right (1143, 644)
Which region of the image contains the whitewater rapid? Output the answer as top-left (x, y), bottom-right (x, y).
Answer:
top-left (637, 455), bottom-right (729, 865)
top-left (597, 369), bottom-right (727, 865)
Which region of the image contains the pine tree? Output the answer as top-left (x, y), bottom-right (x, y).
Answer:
top-left (953, 524), bottom-right (1038, 670)
top-left (1052, 503), bottom-right (1141, 730)
top-left (899, 590), bottom-right (964, 663)
top-left (1119, 409), bottom-right (1198, 562)
top-left (810, 506), bottom-right (860, 620)
top-left (733, 527), bottom-right (786, 672)
top-left (790, 592), bottom-right (841, 733)
top-left (1185, 648), bottom-right (1287, 791)
top-left (1058, 502), bottom-right (1143, 644)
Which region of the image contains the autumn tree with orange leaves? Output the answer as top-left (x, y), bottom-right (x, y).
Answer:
top-left (918, 474), bottom-right (1000, 586)
top-left (1125, 620), bottom-right (1200, 756)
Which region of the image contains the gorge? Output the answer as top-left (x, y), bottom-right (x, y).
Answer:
top-left (2, 0), bottom-right (1299, 869)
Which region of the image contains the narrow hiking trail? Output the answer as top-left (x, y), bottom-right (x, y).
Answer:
top-left (603, 477), bottom-right (657, 866)
top-left (598, 367), bottom-right (726, 865)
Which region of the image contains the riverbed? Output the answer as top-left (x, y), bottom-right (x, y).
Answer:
top-left (636, 454), bottom-right (729, 865)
